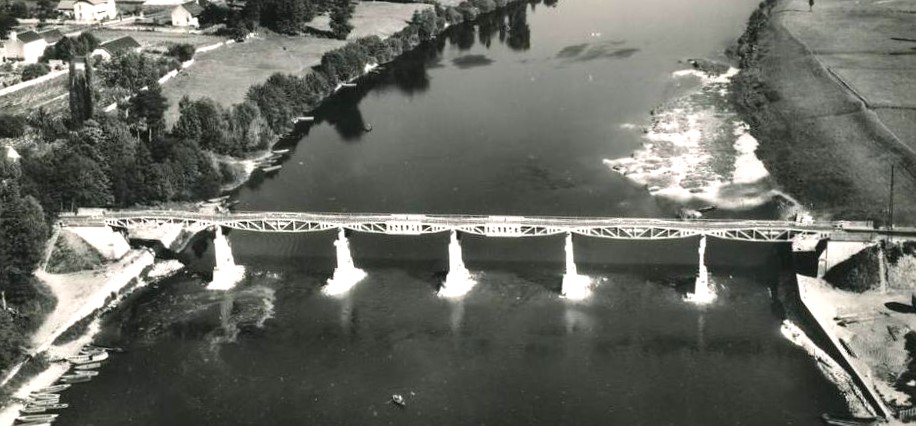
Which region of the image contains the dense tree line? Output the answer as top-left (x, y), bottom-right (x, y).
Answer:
top-left (0, 156), bottom-right (52, 372)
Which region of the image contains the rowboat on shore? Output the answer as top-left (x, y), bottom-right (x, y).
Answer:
top-left (68, 350), bottom-right (108, 364)
top-left (36, 384), bottom-right (70, 393)
top-left (85, 344), bottom-right (125, 353)
top-left (59, 374), bottom-right (91, 384)
top-left (262, 165), bottom-right (282, 173)
top-left (71, 370), bottom-right (99, 377)
top-left (74, 362), bottom-right (101, 370)
top-left (272, 149), bottom-right (290, 155)
top-left (20, 405), bottom-right (49, 414)
top-left (291, 116), bottom-right (315, 124)
top-left (29, 393), bottom-right (61, 400)
top-left (17, 414), bottom-right (58, 422)
top-left (28, 398), bottom-right (64, 406)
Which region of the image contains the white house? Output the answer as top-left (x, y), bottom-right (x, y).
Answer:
top-left (58, 0), bottom-right (117, 22)
top-left (171, 1), bottom-right (202, 27)
top-left (3, 31), bottom-right (48, 64)
top-left (90, 35), bottom-right (141, 60)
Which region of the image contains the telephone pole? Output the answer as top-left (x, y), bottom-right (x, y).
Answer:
top-left (888, 164), bottom-right (895, 230)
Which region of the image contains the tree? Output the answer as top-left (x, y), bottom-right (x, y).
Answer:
top-left (68, 58), bottom-right (94, 127)
top-left (165, 43), bottom-right (196, 62)
top-left (128, 83), bottom-right (168, 142)
top-left (260, 0), bottom-right (314, 35)
top-left (41, 32), bottom-right (100, 62)
top-left (0, 11), bottom-right (17, 39)
top-left (21, 63), bottom-right (50, 81)
top-left (329, 0), bottom-right (353, 40)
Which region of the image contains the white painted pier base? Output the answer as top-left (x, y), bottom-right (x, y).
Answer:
top-left (685, 235), bottom-right (715, 304)
top-left (561, 233), bottom-right (591, 301)
top-left (323, 228), bottom-right (367, 296)
top-left (438, 230), bottom-right (476, 298)
top-left (207, 227), bottom-right (245, 290)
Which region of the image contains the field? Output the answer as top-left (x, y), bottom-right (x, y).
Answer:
top-left (0, 73), bottom-right (69, 116)
top-left (89, 29), bottom-right (225, 50)
top-left (160, 1), bottom-right (430, 124)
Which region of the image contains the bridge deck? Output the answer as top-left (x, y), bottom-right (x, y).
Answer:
top-left (56, 211), bottom-right (874, 242)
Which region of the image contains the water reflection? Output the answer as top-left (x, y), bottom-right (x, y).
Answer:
top-left (449, 299), bottom-right (465, 335)
top-left (301, 1), bottom-right (539, 142)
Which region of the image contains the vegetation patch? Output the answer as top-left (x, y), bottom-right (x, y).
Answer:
top-left (46, 231), bottom-right (107, 274)
top-left (824, 246), bottom-right (880, 293)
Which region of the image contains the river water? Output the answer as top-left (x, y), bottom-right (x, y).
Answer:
top-left (59, 0), bottom-right (850, 424)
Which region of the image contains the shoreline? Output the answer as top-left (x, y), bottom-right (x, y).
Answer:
top-left (0, 248), bottom-right (184, 425)
top-left (730, 0), bottom-right (916, 224)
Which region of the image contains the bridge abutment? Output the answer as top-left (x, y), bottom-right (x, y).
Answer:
top-left (323, 228), bottom-right (367, 296)
top-left (685, 235), bottom-right (715, 304)
top-left (208, 226), bottom-right (245, 290)
top-left (561, 233), bottom-right (591, 301)
top-left (439, 230), bottom-right (476, 298)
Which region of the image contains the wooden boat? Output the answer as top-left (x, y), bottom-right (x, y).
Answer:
top-left (59, 374), bottom-right (91, 384)
top-left (340, 83), bottom-right (357, 88)
top-left (29, 398), bottom-right (63, 406)
top-left (86, 344), bottom-right (125, 353)
top-left (36, 403), bottom-right (68, 411)
top-left (36, 384), bottom-right (70, 393)
top-left (68, 351), bottom-right (108, 364)
top-left (820, 413), bottom-right (878, 426)
top-left (262, 165), bottom-right (282, 173)
top-left (79, 347), bottom-right (106, 356)
top-left (291, 116), bottom-right (315, 123)
top-left (206, 195), bottom-right (231, 203)
top-left (20, 405), bottom-right (49, 414)
top-left (29, 392), bottom-right (61, 400)
top-left (74, 362), bottom-right (101, 370)
top-left (71, 370), bottom-right (99, 377)
top-left (17, 414), bottom-right (58, 422)
top-left (271, 149), bottom-right (290, 155)
top-left (28, 395), bottom-right (61, 403)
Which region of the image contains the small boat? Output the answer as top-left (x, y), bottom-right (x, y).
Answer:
top-left (363, 123), bottom-right (373, 132)
top-left (390, 394), bottom-right (406, 407)
top-left (71, 370), bottom-right (99, 377)
top-left (340, 82), bottom-right (357, 88)
top-left (29, 398), bottom-right (63, 406)
top-left (37, 384), bottom-right (70, 393)
top-left (820, 413), bottom-right (878, 425)
top-left (292, 116), bottom-right (315, 123)
top-left (30, 392), bottom-right (61, 399)
top-left (86, 344), bottom-right (125, 353)
top-left (17, 414), bottom-right (58, 422)
top-left (68, 351), bottom-right (108, 364)
top-left (262, 165), bottom-right (282, 173)
top-left (20, 405), bottom-right (49, 414)
top-left (74, 362), bottom-right (101, 370)
top-left (271, 149), bottom-right (290, 155)
top-left (697, 205), bottom-right (717, 213)
top-left (206, 195), bottom-right (231, 203)
top-left (79, 347), bottom-right (105, 356)
top-left (36, 403), bottom-right (68, 411)
top-left (59, 374), bottom-right (91, 384)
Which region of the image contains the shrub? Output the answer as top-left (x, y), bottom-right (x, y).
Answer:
top-left (166, 43), bottom-right (196, 62)
top-left (0, 114), bottom-right (27, 138)
top-left (21, 63), bottom-right (50, 81)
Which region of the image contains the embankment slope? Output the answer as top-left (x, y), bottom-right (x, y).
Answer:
top-left (733, 0), bottom-right (916, 224)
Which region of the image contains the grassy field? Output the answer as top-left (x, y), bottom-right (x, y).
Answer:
top-left (309, 1), bottom-right (432, 40)
top-left (0, 73), bottom-right (69, 116)
top-left (160, 1), bottom-right (429, 124)
top-left (738, 0), bottom-right (916, 224)
top-left (89, 29), bottom-right (224, 50)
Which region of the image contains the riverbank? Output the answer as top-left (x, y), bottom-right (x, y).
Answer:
top-left (0, 236), bottom-right (184, 424)
top-left (730, 0), bottom-right (916, 224)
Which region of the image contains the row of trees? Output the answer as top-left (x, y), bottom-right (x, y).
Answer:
top-left (0, 156), bottom-right (53, 371)
top-left (199, 0), bottom-right (353, 38)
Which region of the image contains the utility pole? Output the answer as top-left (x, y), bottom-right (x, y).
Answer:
top-left (888, 164), bottom-right (895, 230)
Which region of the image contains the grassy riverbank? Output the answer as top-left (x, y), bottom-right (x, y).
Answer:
top-left (730, 0), bottom-right (916, 225)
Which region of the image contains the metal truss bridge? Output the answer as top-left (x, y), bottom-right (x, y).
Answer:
top-left (57, 211), bottom-right (881, 242)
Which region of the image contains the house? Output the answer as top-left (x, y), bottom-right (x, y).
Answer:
top-left (171, 2), bottom-right (202, 27)
top-left (90, 36), bottom-right (141, 60)
top-left (57, 0), bottom-right (118, 22)
top-left (3, 31), bottom-right (49, 64)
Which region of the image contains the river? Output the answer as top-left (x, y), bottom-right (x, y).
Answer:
top-left (58, 0), bottom-right (849, 424)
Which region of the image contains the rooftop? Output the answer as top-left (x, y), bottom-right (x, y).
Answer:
top-left (98, 36), bottom-right (141, 54)
top-left (179, 1), bottom-right (204, 16)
